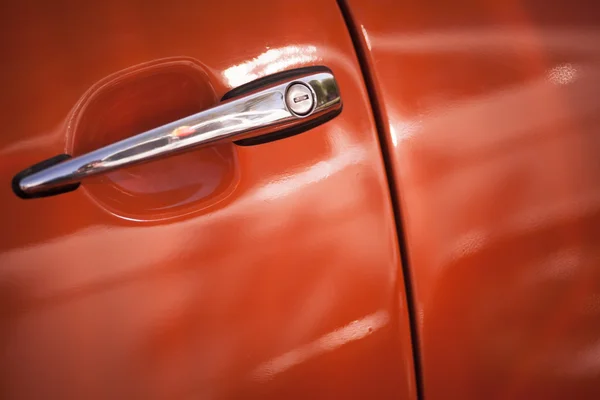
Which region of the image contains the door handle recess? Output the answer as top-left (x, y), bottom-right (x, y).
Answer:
top-left (13, 68), bottom-right (342, 199)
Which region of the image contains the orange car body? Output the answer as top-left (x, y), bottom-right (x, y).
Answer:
top-left (1, 0), bottom-right (599, 399)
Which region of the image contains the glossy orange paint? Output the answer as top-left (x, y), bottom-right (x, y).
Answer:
top-left (0, 0), bottom-right (417, 399)
top-left (345, 0), bottom-right (600, 398)
top-left (69, 57), bottom-right (236, 220)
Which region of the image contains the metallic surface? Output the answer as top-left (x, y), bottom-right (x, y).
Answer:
top-left (0, 1), bottom-right (416, 399)
top-left (63, 58), bottom-right (238, 221)
top-left (17, 72), bottom-right (341, 196)
top-left (344, 0), bottom-right (600, 399)
top-left (285, 83), bottom-right (314, 116)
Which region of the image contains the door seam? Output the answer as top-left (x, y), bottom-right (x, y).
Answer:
top-left (336, 1), bottom-right (424, 399)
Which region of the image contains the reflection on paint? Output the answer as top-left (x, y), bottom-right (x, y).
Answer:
top-left (371, 29), bottom-right (600, 55)
top-left (253, 129), bottom-right (365, 201)
top-left (361, 25), bottom-right (372, 51)
top-left (389, 118), bottom-right (422, 147)
top-left (251, 310), bottom-right (389, 381)
top-left (547, 63), bottom-right (578, 85)
top-left (0, 125), bottom-right (367, 299)
top-left (223, 45), bottom-right (318, 87)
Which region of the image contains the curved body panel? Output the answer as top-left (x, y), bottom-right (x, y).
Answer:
top-left (0, 1), bottom-right (416, 398)
top-left (345, 0), bottom-right (600, 398)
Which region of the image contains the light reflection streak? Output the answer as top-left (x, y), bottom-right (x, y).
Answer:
top-left (223, 45), bottom-right (318, 87)
top-left (250, 310), bottom-right (389, 381)
top-left (0, 126), bottom-right (367, 300)
top-left (253, 130), bottom-right (365, 201)
top-left (361, 25), bottom-right (372, 51)
top-left (389, 119), bottom-right (422, 147)
top-left (389, 65), bottom-right (600, 159)
top-left (371, 29), bottom-right (600, 55)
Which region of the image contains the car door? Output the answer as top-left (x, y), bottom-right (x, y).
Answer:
top-left (0, 1), bottom-right (417, 399)
top-left (343, 0), bottom-right (600, 399)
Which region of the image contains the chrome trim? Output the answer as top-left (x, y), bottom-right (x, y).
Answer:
top-left (17, 71), bottom-right (341, 196)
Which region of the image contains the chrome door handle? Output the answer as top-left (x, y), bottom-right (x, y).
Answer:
top-left (13, 69), bottom-right (342, 199)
